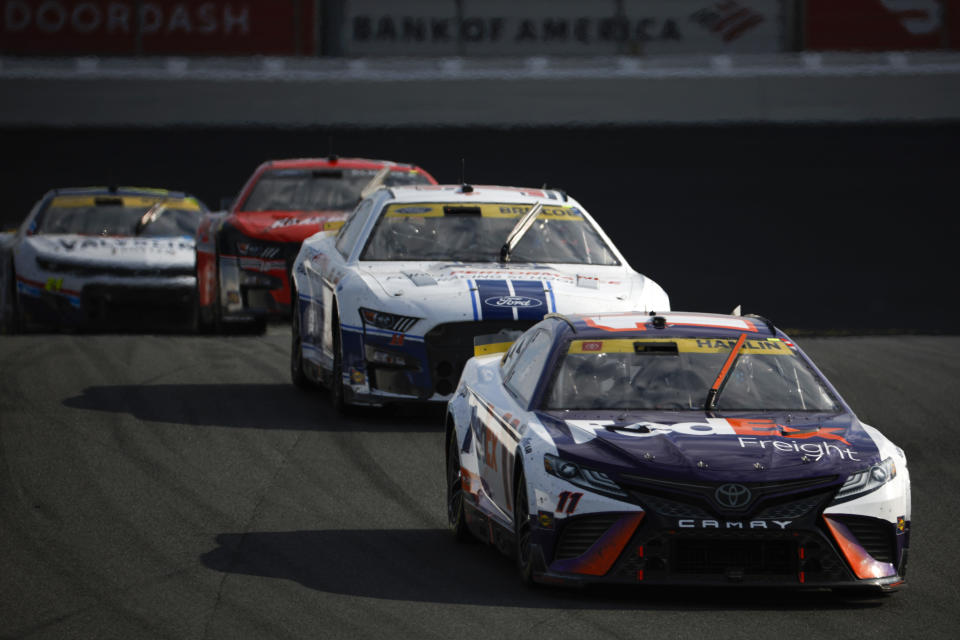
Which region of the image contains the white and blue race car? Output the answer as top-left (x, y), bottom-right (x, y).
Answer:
top-left (289, 184), bottom-right (670, 408)
top-left (445, 310), bottom-right (911, 590)
top-left (0, 186), bottom-right (207, 332)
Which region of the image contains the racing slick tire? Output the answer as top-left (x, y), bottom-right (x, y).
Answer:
top-left (290, 292), bottom-right (314, 390)
top-left (514, 466), bottom-right (536, 585)
top-left (2, 267), bottom-right (22, 334)
top-left (446, 428), bottom-right (472, 542)
top-left (329, 309), bottom-right (353, 415)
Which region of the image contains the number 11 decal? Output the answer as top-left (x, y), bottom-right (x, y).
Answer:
top-left (556, 491), bottom-right (583, 514)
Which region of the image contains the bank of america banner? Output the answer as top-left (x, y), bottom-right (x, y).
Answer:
top-left (341, 0), bottom-right (785, 57)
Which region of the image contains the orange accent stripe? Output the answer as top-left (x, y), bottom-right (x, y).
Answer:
top-left (710, 332), bottom-right (746, 391)
top-left (564, 512), bottom-right (645, 576)
top-left (824, 516), bottom-right (897, 579)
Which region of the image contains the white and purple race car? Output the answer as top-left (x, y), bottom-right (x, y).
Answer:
top-left (445, 311), bottom-right (911, 591)
top-left (289, 184), bottom-right (670, 409)
top-left (0, 186), bottom-right (206, 332)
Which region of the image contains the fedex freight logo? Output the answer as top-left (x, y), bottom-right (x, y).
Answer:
top-left (567, 417), bottom-right (862, 461)
top-left (484, 296), bottom-right (542, 308)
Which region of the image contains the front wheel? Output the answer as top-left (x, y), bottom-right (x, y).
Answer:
top-left (290, 294), bottom-right (312, 389)
top-left (1, 267), bottom-right (22, 334)
top-left (446, 430), bottom-right (471, 542)
top-left (329, 311), bottom-right (351, 414)
top-left (514, 467), bottom-right (536, 584)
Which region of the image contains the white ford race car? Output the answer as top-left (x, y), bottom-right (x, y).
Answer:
top-left (289, 184), bottom-right (670, 408)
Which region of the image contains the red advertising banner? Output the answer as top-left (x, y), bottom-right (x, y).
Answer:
top-left (805, 0), bottom-right (957, 51)
top-left (0, 0), bottom-right (316, 55)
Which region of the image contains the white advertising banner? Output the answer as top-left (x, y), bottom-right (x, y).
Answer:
top-left (342, 0), bottom-right (784, 57)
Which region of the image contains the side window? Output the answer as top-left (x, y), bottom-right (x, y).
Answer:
top-left (503, 330), bottom-right (553, 406)
top-left (335, 199), bottom-right (374, 258)
top-left (500, 333), bottom-right (530, 379)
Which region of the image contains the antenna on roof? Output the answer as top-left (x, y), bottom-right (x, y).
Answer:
top-left (731, 305), bottom-right (741, 316)
top-left (460, 157), bottom-right (473, 193)
top-left (327, 135), bottom-right (337, 163)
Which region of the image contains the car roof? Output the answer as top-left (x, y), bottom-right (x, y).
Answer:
top-left (384, 184), bottom-right (571, 205)
top-left (262, 157), bottom-right (429, 172)
top-left (553, 311), bottom-right (783, 341)
top-left (47, 186), bottom-right (195, 199)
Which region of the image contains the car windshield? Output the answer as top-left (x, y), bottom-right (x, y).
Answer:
top-left (544, 337), bottom-right (839, 411)
top-left (360, 202), bottom-right (620, 264)
top-left (32, 195), bottom-right (202, 237)
top-left (240, 168), bottom-right (432, 212)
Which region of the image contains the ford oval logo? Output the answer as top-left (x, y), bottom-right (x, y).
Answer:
top-left (714, 483), bottom-right (752, 509)
top-left (484, 296), bottom-right (543, 308)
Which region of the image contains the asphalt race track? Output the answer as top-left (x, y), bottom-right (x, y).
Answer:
top-left (2, 327), bottom-right (959, 639)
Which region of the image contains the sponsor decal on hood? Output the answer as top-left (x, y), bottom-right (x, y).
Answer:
top-left (231, 211), bottom-right (346, 243)
top-left (542, 413), bottom-right (880, 478)
top-left (27, 235), bottom-right (194, 261)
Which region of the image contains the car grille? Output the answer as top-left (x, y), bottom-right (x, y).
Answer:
top-left (613, 529), bottom-right (852, 583)
top-left (554, 514), bottom-right (623, 560)
top-left (424, 320), bottom-right (536, 396)
top-left (81, 284), bottom-right (195, 327)
top-left (673, 538), bottom-right (797, 575)
top-left (832, 515), bottom-right (897, 563)
top-left (619, 474), bottom-right (839, 518)
top-left (631, 493), bottom-right (712, 519)
top-left (37, 258), bottom-right (194, 277)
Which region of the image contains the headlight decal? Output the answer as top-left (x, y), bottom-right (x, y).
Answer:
top-left (831, 457), bottom-right (896, 505)
top-left (544, 453), bottom-right (628, 498)
top-left (359, 307), bottom-right (419, 333)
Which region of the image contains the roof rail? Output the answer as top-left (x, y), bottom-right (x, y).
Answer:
top-left (544, 312), bottom-right (576, 332)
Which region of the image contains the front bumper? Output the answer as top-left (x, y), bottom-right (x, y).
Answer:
top-left (17, 275), bottom-right (196, 330)
top-left (546, 519), bottom-right (903, 589)
top-left (524, 474), bottom-right (909, 589)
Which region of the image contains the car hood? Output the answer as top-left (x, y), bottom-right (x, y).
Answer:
top-left (539, 411), bottom-right (880, 482)
top-left (229, 210), bottom-right (348, 244)
top-left (358, 262), bottom-right (652, 317)
top-left (22, 234), bottom-right (196, 269)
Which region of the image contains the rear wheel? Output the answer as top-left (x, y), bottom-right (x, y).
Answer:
top-left (514, 467), bottom-right (535, 584)
top-left (446, 430), bottom-right (471, 541)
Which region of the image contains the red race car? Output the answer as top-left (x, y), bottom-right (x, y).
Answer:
top-left (196, 156), bottom-right (436, 332)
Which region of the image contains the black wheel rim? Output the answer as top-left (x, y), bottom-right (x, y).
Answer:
top-left (447, 436), bottom-right (463, 526)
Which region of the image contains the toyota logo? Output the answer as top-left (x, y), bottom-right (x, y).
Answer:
top-left (714, 483), bottom-right (752, 509)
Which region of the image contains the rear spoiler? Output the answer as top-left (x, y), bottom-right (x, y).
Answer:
top-left (473, 329), bottom-right (524, 358)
